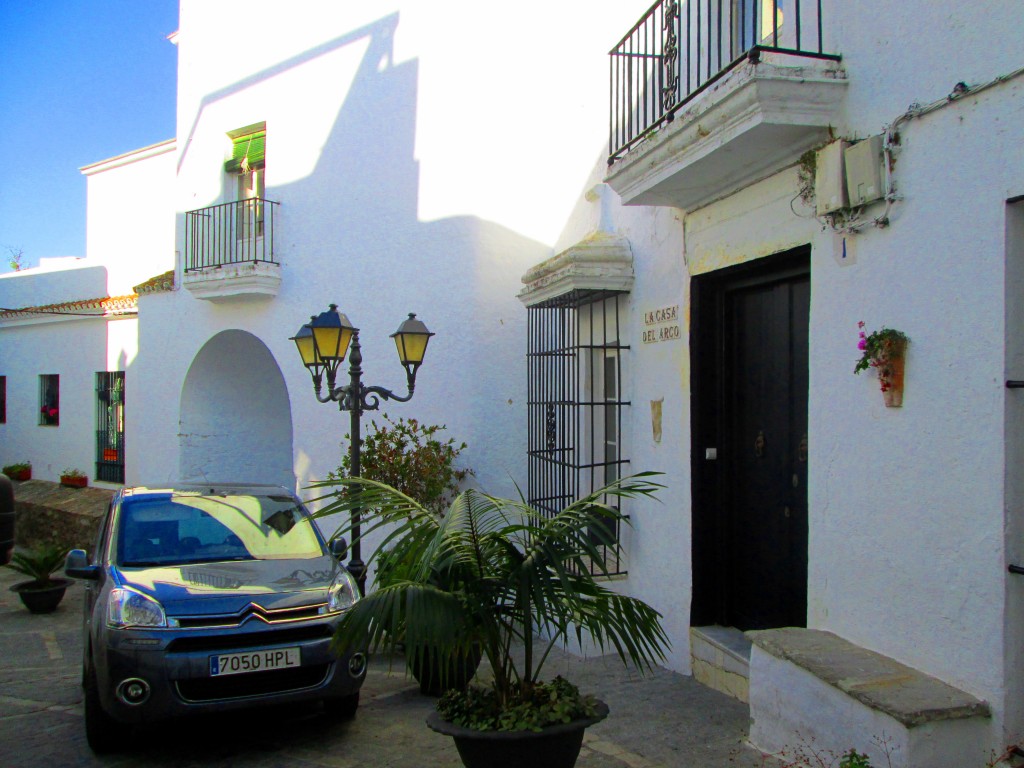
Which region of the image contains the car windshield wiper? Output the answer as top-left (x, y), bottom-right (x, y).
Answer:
top-left (179, 555), bottom-right (256, 565)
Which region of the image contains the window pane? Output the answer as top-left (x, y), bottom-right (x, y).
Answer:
top-left (39, 374), bottom-right (59, 426)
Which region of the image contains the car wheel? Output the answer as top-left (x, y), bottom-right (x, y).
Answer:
top-left (323, 692), bottom-right (359, 719)
top-left (84, 666), bottom-right (119, 754)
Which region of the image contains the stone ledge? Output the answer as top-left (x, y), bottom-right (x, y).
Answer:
top-left (748, 627), bottom-right (990, 728)
top-left (12, 480), bottom-right (113, 551)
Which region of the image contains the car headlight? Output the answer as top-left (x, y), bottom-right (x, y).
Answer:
top-left (326, 568), bottom-right (360, 613)
top-left (107, 587), bottom-right (167, 628)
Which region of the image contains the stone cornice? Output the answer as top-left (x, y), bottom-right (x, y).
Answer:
top-left (518, 231), bottom-right (634, 307)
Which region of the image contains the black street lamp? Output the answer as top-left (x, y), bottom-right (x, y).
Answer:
top-left (291, 305), bottom-right (433, 592)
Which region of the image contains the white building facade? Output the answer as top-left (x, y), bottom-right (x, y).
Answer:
top-left (2, 1), bottom-right (1023, 764)
top-left (0, 141), bottom-right (175, 484)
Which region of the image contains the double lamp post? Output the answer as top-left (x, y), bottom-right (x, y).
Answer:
top-left (291, 304), bottom-right (433, 592)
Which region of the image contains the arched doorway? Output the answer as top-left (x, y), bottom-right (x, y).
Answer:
top-left (178, 330), bottom-right (294, 488)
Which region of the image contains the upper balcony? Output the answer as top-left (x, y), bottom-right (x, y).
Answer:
top-left (605, 0), bottom-right (846, 211)
top-left (182, 198), bottom-right (281, 301)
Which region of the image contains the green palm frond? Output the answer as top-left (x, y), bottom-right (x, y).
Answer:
top-left (314, 471), bottom-right (669, 704)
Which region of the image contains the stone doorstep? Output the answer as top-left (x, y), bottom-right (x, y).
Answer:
top-left (747, 627), bottom-right (990, 728)
top-left (691, 625), bottom-right (752, 703)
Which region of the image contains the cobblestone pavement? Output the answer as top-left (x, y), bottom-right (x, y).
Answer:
top-left (0, 566), bottom-right (777, 767)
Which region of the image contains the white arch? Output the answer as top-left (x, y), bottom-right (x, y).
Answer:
top-left (178, 330), bottom-right (294, 488)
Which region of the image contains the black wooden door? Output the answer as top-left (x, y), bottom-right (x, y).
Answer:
top-left (690, 248), bottom-right (809, 631)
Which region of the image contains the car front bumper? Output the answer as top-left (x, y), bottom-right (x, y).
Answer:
top-left (93, 615), bottom-right (365, 723)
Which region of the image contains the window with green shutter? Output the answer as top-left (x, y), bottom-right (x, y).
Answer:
top-left (225, 129), bottom-right (265, 173)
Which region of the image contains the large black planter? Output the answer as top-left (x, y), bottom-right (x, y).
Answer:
top-left (10, 579), bottom-right (70, 614)
top-left (426, 700), bottom-right (609, 768)
top-left (408, 643), bottom-right (482, 696)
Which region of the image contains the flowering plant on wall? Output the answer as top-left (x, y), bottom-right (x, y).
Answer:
top-left (855, 322), bottom-right (910, 406)
top-left (40, 406), bottom-right (59, 426)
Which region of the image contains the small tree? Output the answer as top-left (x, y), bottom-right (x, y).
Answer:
top-left (5, 246), bottom-right (24, 272)
top-left (332, 414), bottom-right (471, 514)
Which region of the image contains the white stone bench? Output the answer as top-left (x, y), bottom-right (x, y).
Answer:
top-left (747, 628), bottom-right (991, 768)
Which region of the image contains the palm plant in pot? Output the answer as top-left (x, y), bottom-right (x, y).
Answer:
top-left (330, 414), bottom-right (475, 695)
top-left (6, 544), bottom-right (72, 613)
top-left (311, 472), bottom-right (669, 768)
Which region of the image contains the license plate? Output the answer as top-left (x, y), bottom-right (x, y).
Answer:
top-left (210, 647), bottom-right (301, 677)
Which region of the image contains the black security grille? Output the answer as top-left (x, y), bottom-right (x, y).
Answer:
top-left (609, 0), bottom-right (840, 163)
top-left (95, 372), bottom-right (125, 483)
top-left (527, 290), bottom-right (629, 576)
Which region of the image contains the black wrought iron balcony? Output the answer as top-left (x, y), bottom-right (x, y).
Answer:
top-left (609, 0), bottom-right (840, 164)
top-left (184, 198), bottom-right (280, 272)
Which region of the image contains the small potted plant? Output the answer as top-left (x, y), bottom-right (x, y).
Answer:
top-left (6, 544), bottom-right (72, 613)
top-left (855, 322), bottom-right (910, 407)
top-left (60, 468), bottom-right (88, 488)
top-left (313, 473), bottom-right (669, 768)
top-left (2, 461), bottom-right (32, 481)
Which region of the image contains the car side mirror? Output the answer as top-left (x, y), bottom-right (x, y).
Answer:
top-left (329, 537), bottom-right (348, 560)
top-left (65, 549), bottom-right (99, 580)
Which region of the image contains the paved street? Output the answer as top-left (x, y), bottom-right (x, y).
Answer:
top-left (0, 566), bottom-right (776, 768)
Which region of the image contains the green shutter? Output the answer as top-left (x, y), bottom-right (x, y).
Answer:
top-left (225, 130), bottom-right (266, 173)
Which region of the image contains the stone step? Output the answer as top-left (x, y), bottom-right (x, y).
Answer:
top-left (747, 628), bottom-right (991, 768)
top-left (690, 625), bottom-right (751, 703)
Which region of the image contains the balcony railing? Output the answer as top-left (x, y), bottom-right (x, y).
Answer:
top-left (609, 0), bottom-right (840, 164)
top-left (185, 198), bottom-right (279, 272)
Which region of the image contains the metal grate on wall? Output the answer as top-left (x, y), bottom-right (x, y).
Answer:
top-left (95, 372), bottom-right (125, 483)
top-left (526, 289), bottom-right (630, 576)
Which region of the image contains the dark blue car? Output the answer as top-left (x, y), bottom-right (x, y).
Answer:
top-left (64, 483), bottom-right (364, 753)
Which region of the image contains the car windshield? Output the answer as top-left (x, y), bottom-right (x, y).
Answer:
top-left (115, 493), bottom-right (325, 567)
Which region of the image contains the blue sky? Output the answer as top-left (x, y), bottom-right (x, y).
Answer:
top-left (0, 1), bottom-right (178, 271)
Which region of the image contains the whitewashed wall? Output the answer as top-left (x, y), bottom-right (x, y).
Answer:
top-left (553, 0), bottom-right (1024, 750)
top-left (0, 313), bottom-right (136, 484)
top-left (137, 1), bottom-right (654, 512)
top-left (0, 261), bottom-right (106, 308)
top-left (81, 141), bottom-right (176, 296)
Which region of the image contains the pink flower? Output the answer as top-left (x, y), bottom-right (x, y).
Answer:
top-left (48, 408), bottom-right (58, 418)
top-left (857, 339), bottom-right (867, 350)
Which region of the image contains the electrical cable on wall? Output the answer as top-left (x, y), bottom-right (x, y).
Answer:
top-left (803, 64), bottom-right (1024, 235)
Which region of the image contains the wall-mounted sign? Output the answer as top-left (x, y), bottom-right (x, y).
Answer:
top-left (642, 304), bottom-right (681, 344)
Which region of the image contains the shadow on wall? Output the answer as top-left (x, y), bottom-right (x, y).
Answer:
top-left (169, 10), bottom-right (549, 494)
top-left (179, 330), bottom-right (293, 489)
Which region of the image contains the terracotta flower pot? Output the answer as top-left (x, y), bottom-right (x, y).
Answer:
top-left (879, 339), bottom-right (907, 408)
top-left (60, 476), bottom-right (88, 489)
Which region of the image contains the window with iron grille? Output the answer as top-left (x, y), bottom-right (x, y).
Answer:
top-left (526, 290), bottom-right (630, 576)
top-left (96, 372), bottom-right (125, 483)
top-left (0, 376), bottom-right (6, 423)
top-left (39, 374), bottom-right (59, 426)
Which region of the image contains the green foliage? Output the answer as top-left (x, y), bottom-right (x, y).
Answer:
top-left (309, 472), bottom-right (670, 730)
top-left (332, 414), bottom-right (471, 514)
top-left (2, 461), bottom-right (31, 475)
top-left (6, 544), bottom-right (69, 586)
top-left (61, 468), bottom-right (86, 479)
top-left (769, 735), bottom-right (894, 768)
top-left (437, 676), bottom-right (598, 732)
top-left (839, 750), bottom-right (874, 768)
top-left (854, 323), bottom-right (910, 375)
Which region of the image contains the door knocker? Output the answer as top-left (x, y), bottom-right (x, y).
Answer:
top-left (754, 430), bottom-right (765, 458)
